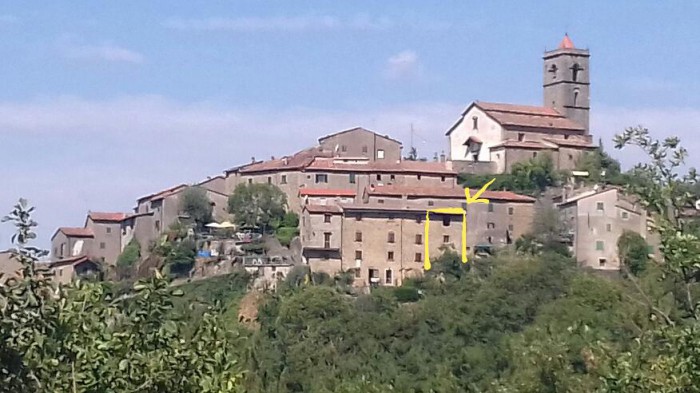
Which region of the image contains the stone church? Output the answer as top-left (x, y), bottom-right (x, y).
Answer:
top-left (446, 35), bottom-right (597, 173)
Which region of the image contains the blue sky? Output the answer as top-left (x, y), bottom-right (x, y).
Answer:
top-left (2, 1), bottom-right (700, 250)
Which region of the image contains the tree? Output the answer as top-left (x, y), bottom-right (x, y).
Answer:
top-left (179, 186), bottom-right (214, 230)
top-left (617, 230), bottom-right (649, 276)
top-left (228, 183), bottom-right (287, 232)
top-left (575, 143), bottom-right (623, 185)
top-left (116, 238), bottom-right (140, 279)
top-left (516, 204), bottom-right (570, 257)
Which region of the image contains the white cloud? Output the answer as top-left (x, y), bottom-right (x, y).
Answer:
top-left (162, 15), bottom-right (441, 33)
top-left (59, 40), bottom-right (145, 64)
top-left (384, 50), bottom-right (422, 81)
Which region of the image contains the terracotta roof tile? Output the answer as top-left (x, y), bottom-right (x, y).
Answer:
top-left (299, 188), bottom-right (357, 197)
top-left (58, 227), bottom-right (94, 238)
top-left (478, 102), bottom-right (585, 132)
top-left (559, 34), bottom-right (575, 49)
top-left (542, 137), bottom-right (597, 148)
top-left (49, 255), bottom-right (96, 269)
top-left (88, 212), bottom-right (127, 222)
top-left (239, 147), bottom-right (332, 174)
top-left (303, 204), bottom-right (343, 214)
top-left (137, 184), bottom-right (188, 203)
top-left (306, 158), bottom-right (456, 175)
top-left (367, 185), bottom-right (535, 202)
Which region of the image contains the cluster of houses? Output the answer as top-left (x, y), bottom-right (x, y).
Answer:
top-left (0, 35), bottom-right (658, 287)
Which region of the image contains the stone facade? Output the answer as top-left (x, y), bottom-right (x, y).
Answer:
top-left (318, 127), bottom-right (402, 162)
top-left (557, 187), bottom-right (653, 271)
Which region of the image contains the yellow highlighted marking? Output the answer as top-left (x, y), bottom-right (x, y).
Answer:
top-left (423, 179), bottom-right (496, 270)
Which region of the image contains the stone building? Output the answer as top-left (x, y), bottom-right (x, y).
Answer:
top-left (446, 35), bottom-right (596, 173)
top-left (557, 186), bottom-right (655, 271)
top-left (301, 184), bottom-right (535, 287)
top-left (51, 227), bottom-right (95, 261)
top-left (49, 255), bottom-right (101, 285)
top-left (317, 127), bottom-right (402, 162)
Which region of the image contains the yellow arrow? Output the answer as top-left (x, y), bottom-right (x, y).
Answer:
top-left (423, 178), bottom-right (497, 271)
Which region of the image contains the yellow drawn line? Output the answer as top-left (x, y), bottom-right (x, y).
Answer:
top-left (423, 179), bottom-right (496, 271)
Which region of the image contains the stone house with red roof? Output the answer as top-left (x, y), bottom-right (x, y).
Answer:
top-left (301, 184), bottom-right (535, 287)
top-left (446, 35), bottom-right (596, 173)
top-left (317, 127), bottom-right (402, 162)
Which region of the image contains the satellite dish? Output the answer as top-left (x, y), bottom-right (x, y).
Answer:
top-left (695, 199), bottom-right (700, 210)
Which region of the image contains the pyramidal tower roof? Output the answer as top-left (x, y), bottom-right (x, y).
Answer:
top-left (558, 34), bottom-right (575, 49)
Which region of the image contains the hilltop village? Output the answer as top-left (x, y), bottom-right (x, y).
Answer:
top-left (10, 35), bottom-right (657, 288)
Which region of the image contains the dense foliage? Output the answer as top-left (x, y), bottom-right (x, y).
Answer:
top-left (460, 154), bottom-right (563, 195)
top-left (228, 183), bottom-right (287, 232)
top-left (274, 212), bottom-right (300, 247)
top-left (617, 230), bottom-right (650, 276)
top-left (115, 238), bottom-right (140, 279)
top-left (179, 186), bottom-right (214, 230)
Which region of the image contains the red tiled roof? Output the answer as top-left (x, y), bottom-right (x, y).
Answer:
top-left (303, 204), bottom-right (343, 214)
top-left (299, 188), bottom-right (357, 197)
top-left (239, 147), bottom-right (332, 174)
top-left (559, 34), bottom-right (575, 49)
top-left (318, 127), bottom-right (402, 145)
top-left (88, 212), bottom-right (127, 222)
top-left (477, 102), bottom-right (585, 132)
top-left (57, 227), bottom-right (94, 238)
top-left (490, 140), bottom-right (556, 150)
top-left (137, 184), bottom-right (188, 203)
top-left (49, 255), bottom-right (97, 269)
top-left (542, 137), bottom-right (597, 148)
top-left (306, 158), bottom-right (456, 175)
top-left (367, 185), bottom-right (535, 202)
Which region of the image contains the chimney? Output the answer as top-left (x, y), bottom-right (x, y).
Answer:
top-left (439, 151), bottom-right (446, 163)
top-left (251, 156), bottom-right (255, 163)
top-left (433, 152), bottom-right (438, 162)
top-left (271, 156), bottom-right (275, 160)
top-left (282, 157), bottom-right (289, 165)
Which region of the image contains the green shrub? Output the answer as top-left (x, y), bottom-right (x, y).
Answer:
top-left (393, 286), bottom-right (421, 303)
top-left (275, 226), bottom-right (299, 247)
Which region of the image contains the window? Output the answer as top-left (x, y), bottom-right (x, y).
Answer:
top-left (60, 243), bottom-right (65, 257)
top-left (532, 152), bottom-right (538, 158)
top-left (572, 63), bottom-right (582, 82)
top-left (549, 63), bottom-right (558, 79)
top-left (355, 231), bottom-right (363, 242)
top-left (599, 258), bottom-right (607, 267)
top-left (387, 251), bottom-right (394, 261)
top-left (488, 204), bottom-right (494, 212)
top-left (155, 220), bottom-right (161, 232)
top-left (568, 154), bottom-right (574, 161)
top-left (378, 199), bottom-right (385, 204)
top-left (414, 253), bottom-right (423, 262)
top-left (321, 253), bottom-right (329, 261)
top-left (324, 214), bottom-right (331, 223)
top-left (564, 134), bottom-right (570, 140)
top-left (621, 211), bottom-right (629, 220)
top-left (443, 235), bottom-right (450, 244)
top-left (247, 178), bottom-right (253, 184)
top-left (415, 234), bottom-right (423, 244)
top-left (100, 242), bottom-right (106, 249)
top-left (390, 174), bottom-right (395, 181)
top-left (388, 232), bottom-right (395, 243)
top-left (341, 145), bottom-right (347, 152)
top-left (606, 223), bottom-right (612, 232)
top-left (441, 176), bottom-right (446, 182)
top-left (362, 145), bottom-right (368, 153)
top-left (354, 268), bottom-right (361, 278)
top-left (496, 153), bottom-right (501, 160)
top-left (385, 269), bottom-right (393, 284)
top-left (387, 214), bottom-right (395, 221)
top-left (376, 174), bottom-right (382, 181)
top-left (324, 232), bottom-right (331, 248)
top-left (487, 222), bottom-right (496, 229)
top-left (281, 175), bottom-right (287, 184)
top-left (508, 207), bottom-right (514, 215)
top-left (356, 214), bottom-right (362, 221)
top-left (355, 250), bottom-right (363, 260)
top-left (267, 176), bottom-right (272, 184)
top-left (573, 90), bottom-right (579, 107)
top-left (442, 216), bottom-right (451, 227)
top-left (596, 240), bottom-right (604, 251)
top-left (472, 116), bottom-right (478, 129)
top-left (105, 227), bottom-right (112, 234)
top-left (315, 174), bottom-right (328, 183)
top-left (508, 224), bottom-right (514, 231)
top-left (416, 216), bottom-right (422, 223)
top-left (488, 236), bottom-right (493, 244)
top-left (597, 202), bottom-right (604, 211)
top-left (428, 200), bottom-right (434, 206)
top-left (377, 149), bottom-right (385, 159)
top-left (518, 133), bottom-right (525, 142)
top-left (417, 174), bottom-right (422, 180)
top-left (349, 173), bottom-right (356, 184)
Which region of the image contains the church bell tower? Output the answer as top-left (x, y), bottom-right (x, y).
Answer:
top-left (543, 34), bottom-right (590, 133)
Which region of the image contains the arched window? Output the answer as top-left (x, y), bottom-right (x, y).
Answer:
top-left (472, 116), bottom-right (478, 129)
top-left (573, 90), bottom-right (579, 107)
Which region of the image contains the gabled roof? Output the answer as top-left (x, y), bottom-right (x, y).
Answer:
top-left (303, 204), bottom-right (343, 214)
top-left (52, 227), bottom-right (94, 240)
top-left (559, 34), bottom-right (575, 49)
top-left (137, 184), bottom-right (188, 204)
top-left (87, 212), bottom-right (127, 222)
top-left (317, 127), bottom-right (402, 145)
top-left (542, 137), bottom-right (597, 149)
top-left (367, 185), bottom-right (536, 203)
top-left (49, 255), bottom-right (99, 269)
top-left (446, 101), bottom-right (585, 135)
top-left (238, 147), bottom-right (332, 174)
top-left (557, 187), bottom-right (620, 207)
top-left (306, 157), bottom-right (456, 175)
top-left (299, 188), bottom-right (357, 197)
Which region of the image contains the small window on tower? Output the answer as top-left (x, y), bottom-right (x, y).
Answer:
top-left (573, 90), bottom-right (579, 107)
top-left (549, 64), bottom-right (558, 80)
top-left (572, 63), bottom-right (582, 82)
top-left (472, 116), bottom-right (478, 129)
top-left (518, 133), bottom-right (525, 142)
